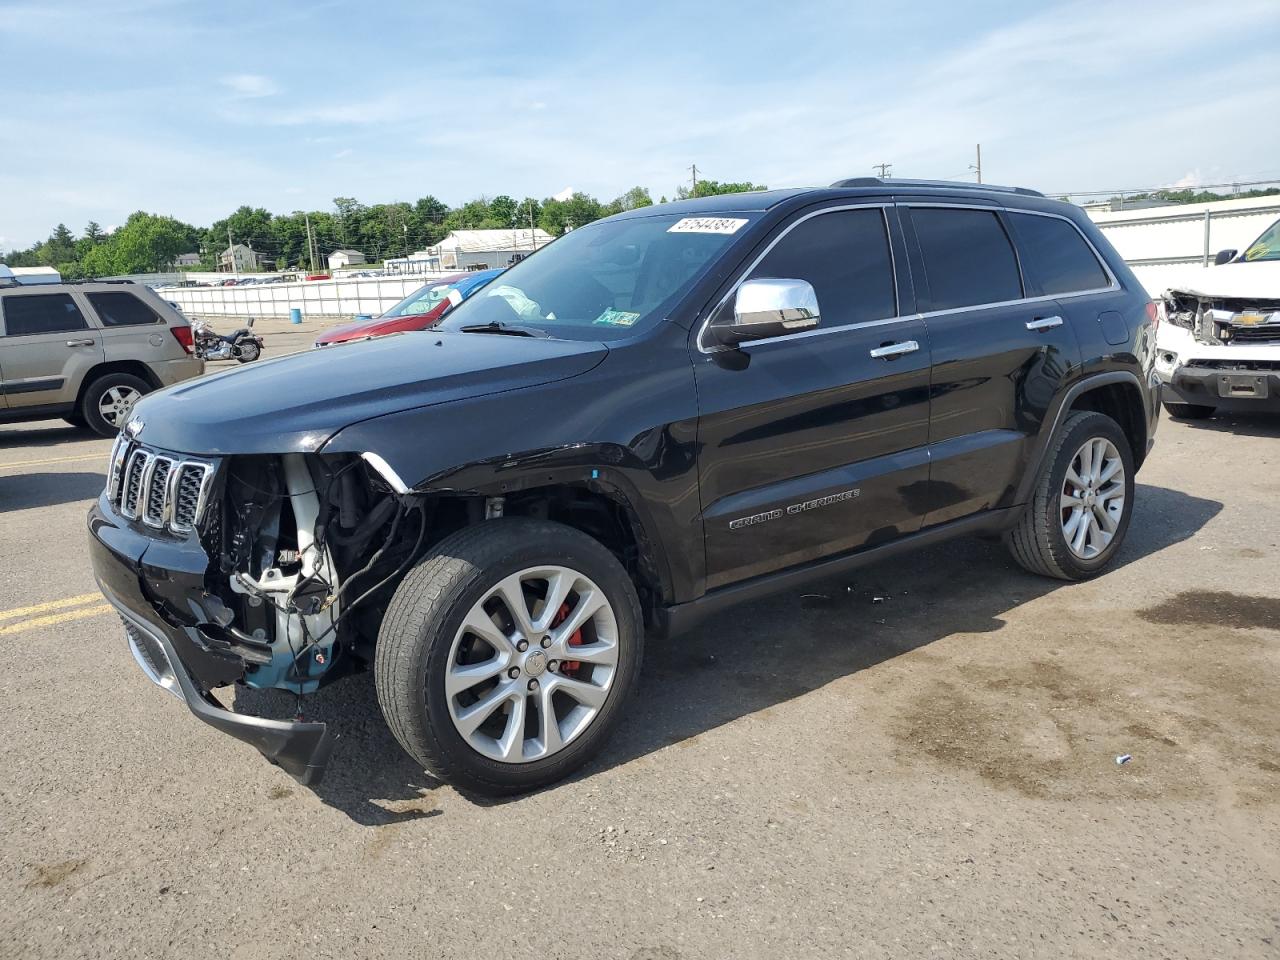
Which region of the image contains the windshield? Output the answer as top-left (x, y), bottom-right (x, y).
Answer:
top-left (437, 213), bottom-right (756, 340)
top-left (1243, 218), bottom-right (1280, 262)
top-left (380, 279), bottom-right (458, 318)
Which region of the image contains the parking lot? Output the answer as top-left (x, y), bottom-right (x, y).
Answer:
top-left (1, 328), bottom-right (1277, 958)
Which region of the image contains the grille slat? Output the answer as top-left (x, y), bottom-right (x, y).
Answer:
top-left (108, 444), bottom-right (213, 534)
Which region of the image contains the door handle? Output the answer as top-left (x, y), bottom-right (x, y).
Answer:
top-left (1026, 315), bottom-right (1064, 331)
top-left (65, 338), bottom-right (95, 347)
top-left (869, 340), bottom-right (919, 359)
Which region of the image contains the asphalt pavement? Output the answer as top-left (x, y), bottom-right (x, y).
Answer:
top-left (1, 346), bottom-right (1277, 958)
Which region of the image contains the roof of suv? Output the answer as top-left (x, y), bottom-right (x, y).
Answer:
top-left (611, 179), bottom-right (1056, 220)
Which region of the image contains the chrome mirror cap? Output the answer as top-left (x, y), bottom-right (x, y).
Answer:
top-left (717, 278), bottom-right (820, 345)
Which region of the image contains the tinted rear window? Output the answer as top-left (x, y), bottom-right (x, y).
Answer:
top-left (1, 293), bottom-right (89, 336)
top-left (86, 291), bottom-right (161, 326)
top-left (911, 208), bottom-right (1022, 311)
top-left (748, 209), bottom-right (897, 328)
top-left (1008, 212), bottom-right (1110, 294)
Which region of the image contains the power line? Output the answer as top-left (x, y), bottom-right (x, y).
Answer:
top-left (872, 162), bottom-right (892, 178)
top-left (1050, 176), bottom-right (1280, 198)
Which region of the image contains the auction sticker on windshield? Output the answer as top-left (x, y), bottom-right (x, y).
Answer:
top-left (667, 217), bottom-right (749, 235)
top-left (594, 308), bottom-right (641, 327)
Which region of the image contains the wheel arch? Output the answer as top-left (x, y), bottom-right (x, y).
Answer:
top-left (1016, 371), bottom-right (1150, 505)
top-left (75, 360), bottom-right (162, 411)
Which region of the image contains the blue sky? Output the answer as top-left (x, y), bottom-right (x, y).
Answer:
top-left (2, 0), bottom-right (1278, 250)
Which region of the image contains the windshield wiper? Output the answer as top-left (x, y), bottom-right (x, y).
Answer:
top-left (458, 321), bottom-right (549, 338)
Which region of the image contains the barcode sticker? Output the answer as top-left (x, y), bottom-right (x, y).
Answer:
top-left (667, 217), bottom-right (749, 235)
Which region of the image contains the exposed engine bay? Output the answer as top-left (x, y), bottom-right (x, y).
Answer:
top-left (209, 453), bottom-right (429, 694)
top-left (1161, 292), bottom-right (1280, 347)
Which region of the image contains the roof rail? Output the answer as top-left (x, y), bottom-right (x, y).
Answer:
top-left (830, 177), bottom-right (1045, 197)
top-left (63, 278), bottom-right (136, 285)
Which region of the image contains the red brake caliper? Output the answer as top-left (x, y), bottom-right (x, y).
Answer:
top-left (551, 602), bottom-right (583, 675)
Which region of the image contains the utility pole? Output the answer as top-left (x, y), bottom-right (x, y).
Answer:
top-left (529, 199), bottom-right (537, 248)
top-left (872, 162), bottom-right (892, 178)
top-left (304, 214), bottom-right (317, 273)
top-left (226, 224), bottom-right (234, 274)
top-left (690, 163), bottom-right (699, 196)
top-left (971, 143), bottom-right (982, 184)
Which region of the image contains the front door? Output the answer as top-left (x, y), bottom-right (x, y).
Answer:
top-left (901, 204), bottom-right (1081, 525)
top-left (693, 206), bottom-right (933, 591)
top-left (0, 290), bottom-right (104, 411)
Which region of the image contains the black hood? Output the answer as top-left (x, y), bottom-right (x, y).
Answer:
top-left (128, 331), bottom-right (608, 456)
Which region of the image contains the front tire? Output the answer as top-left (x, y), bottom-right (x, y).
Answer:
top-left (376, 518), bottom-right (644, 796)
top-left (80, 372), bottom-right (150, 437)
top-left (1162, 400), bottom-right (1214, 420)
top-left (1005, 411), bottom-right (1135, 581)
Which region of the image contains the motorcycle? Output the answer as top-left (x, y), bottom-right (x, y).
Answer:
top-left (192, 317), bottom-right (264, 363)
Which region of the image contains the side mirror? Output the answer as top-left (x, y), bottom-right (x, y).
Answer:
top-left (712, 278), bottom-right (820, 346)
top-left (1214, 249), bottom-right (1237, 266)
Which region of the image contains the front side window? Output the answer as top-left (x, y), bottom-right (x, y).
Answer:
top-left (1243, 218), bottom-right (1280, 262)
top-left (1008, 212), bottom-right (1109, 294)
top-left (439, 213), bottom-right (756, 341)
top-left (86, 291), bottom-right (161, 326)
top-left (745, 209), bottom-right (897, 328)
top-left (912, 208), bottom-right (1023, 311)
top-left (1, 293), bottom-right (89, 336)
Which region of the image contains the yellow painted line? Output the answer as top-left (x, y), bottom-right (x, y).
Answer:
top-left (0, 452), bottom-right (106, 470)
top-left (0, 592), bottom-right (105, 624)
top-left (0, 603), bottom-right (114, 637)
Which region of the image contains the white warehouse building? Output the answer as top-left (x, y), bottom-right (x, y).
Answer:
top-left (435, 229), bottom-right (554, 271)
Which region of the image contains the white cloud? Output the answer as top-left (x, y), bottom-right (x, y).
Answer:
top-left (333, 148), bottom-right (354, 159)
top-left (220, 73), bottom-right (278, 99)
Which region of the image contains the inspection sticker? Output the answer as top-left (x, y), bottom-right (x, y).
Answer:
top-left (593, 308), bottom-right (641, 327)
top-left (667, 217), bottom-right (749, 235)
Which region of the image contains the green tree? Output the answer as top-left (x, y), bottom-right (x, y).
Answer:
top-left (488, 195), bottom-right (518, 226)
top-left (95, 211), bottom-right (200, 274)
top-left (538, 192), bottom-right (604, 236)
top-left (675, 179), bottom-right (767, 200)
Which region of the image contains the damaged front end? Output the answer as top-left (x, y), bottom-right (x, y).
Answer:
top-left (1155, 289), bottom-right (1280, 408)
top-left (1161, 291), bottom-right (1280, 347)
top-left (90, 438), bottom-right (425, 783)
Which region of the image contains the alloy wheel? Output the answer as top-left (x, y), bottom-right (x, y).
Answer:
top-left (1060, 437), bottom-right (1126, 560)
top-left (445, 565), bottom-right (619, 763)
top-left (98, 385), bottom-right (141, 428)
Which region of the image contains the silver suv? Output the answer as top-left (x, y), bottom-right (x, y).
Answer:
top-left (0, 280), bottom-right (203, 436)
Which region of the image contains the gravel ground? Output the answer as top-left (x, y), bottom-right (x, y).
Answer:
top-left (0, 355), bottom-right (1276, 959)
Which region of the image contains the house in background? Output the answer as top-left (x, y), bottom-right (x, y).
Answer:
top-left (435, 229), bottom-right (554, 271)
top-left (173, 252), bottom-right (201, 268)
top-left (327, 249), bottom-right (367, 270)
top-left (219, 243), bottom-right (262, 272)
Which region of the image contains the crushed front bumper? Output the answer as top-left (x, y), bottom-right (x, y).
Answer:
top-left (88, 499), bottom-right (333, 785)
top-left (1167, 364), bottom-right (1280, 412)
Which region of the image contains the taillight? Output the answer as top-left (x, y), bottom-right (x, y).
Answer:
top-left (1146, 300), bottom-right (1160, 334)
top-left (171, 325), bottom-right (195, 354)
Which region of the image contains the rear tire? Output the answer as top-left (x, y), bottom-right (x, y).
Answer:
top-left (1162, 400), bottom-right (1214, 420)
top-left (81, 372), bottom-right (150, 437)
top-left (1005, 411), bottom-right (1135, 581)
top-left (376, 518), bottom-right (644, 796)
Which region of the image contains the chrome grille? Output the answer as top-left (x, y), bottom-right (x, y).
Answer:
top-left (142, 457), bottom-right (174, 527)
top-left (172, 463), bottom-right (211, 533)
top-left (107, 442), bottom-right (214, 534)
top-left (120, 449), bottom-right (151, 519)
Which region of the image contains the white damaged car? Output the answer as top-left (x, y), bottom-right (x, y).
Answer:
top-left (1156, 217), bottom-right (1280, 419)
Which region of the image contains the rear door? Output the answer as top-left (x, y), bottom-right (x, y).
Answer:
top-left (82, 288), bottom-right (185, 365)
top-left (693, 205), bottom-right (933, 590)
top-left (0, 290), bottom-right (104, 411)
top-left (901, 203), bottom-right (1081, 525)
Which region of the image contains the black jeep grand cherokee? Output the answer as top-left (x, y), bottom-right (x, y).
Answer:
top-left (89, 179), bottom-right (1159, 794)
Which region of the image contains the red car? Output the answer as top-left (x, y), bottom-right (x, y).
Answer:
top-left (313, 269), bottom-right (503, 347)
